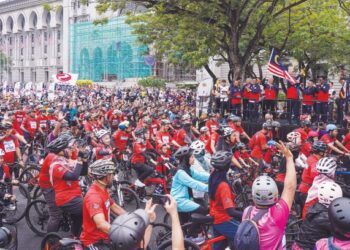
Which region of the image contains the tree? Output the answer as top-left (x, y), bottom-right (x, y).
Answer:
top-left (93, 0), bottom-right (309, 81)
top-left (264, 0), bottom-right (350, 79)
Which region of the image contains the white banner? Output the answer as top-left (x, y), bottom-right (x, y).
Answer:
top-left (48, 82), bottom-right (56, 101)
top-left (14, 82), bottom-right (21, 98)
top-left (25, 82), bottom-right (32, 96)
top-left (2, 81), bottom-right (7, 96)
top-left (36, 82), bottom-right (44, 99)
top-left (52, 73), bottom-right (79, 86)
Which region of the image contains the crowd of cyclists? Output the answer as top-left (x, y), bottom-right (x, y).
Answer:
top-left (0, 84), bottom-right (348, 250)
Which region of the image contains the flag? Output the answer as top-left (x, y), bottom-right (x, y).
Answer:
top-left (267, 48), bottom-right (296, 84)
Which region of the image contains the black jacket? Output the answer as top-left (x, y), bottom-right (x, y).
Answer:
top-left (295, 202), bottom-right (332, 249)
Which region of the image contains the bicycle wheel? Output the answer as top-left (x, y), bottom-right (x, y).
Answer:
top-left (4, 184), bottom-right (31, 224)
top-left (25, 199), bottom-right (49, 236)
top-left (32, 186), bottom-right (43, 200)
top-left (157, 239), bottom-right (200, 250)
top-left (110, 186), bottom-right (140, 211)
top-left (40, 232), bottom-right (62, 250)
top-left (147, 223), bottom-right (171, 250)
top-left (285, 216), bottom-right (303, 249)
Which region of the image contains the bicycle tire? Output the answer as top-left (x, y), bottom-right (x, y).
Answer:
top-left (4, 183), bottom-right (30, 224)
top-left (110, 186), bottom-right (140, 211)
top-left (157, 239), bottom-right (200, 250)
top-left (147, 223), bottom-right (172, 250)
top-left (32, 186), bottom-right (43, 200)
top-left (18, 165), bottom-right (40, 185)
top-left (25, 199), bottom-right (49, 236)
top-left (40, 232), bottom-right (62, 250)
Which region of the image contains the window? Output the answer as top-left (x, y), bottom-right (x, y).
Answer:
top-left (44, 32), bottom-right (47, 41)
top-left (31, 47), bottom-right (34, 55)
top-left (78, 1), bottom-right (80, 8)
top-left (20, 36), bottom-right (23, 43)
top-left (20, 48), bottom-right (23, 56)
top-left (57, 44), bottom-right (61, 53)
top-left (9, 49), bottom-right (12, 56)
top-left (45, 71), bottom-right (49, 82)
top-left (44, 45), bottom-right (47, 54)
top-left (31, 34), bottom-right (35, 43)
top-left (9, 37), bottom-right (12, 45)
top-left (21, 72), bottom-right (24, 82)
top-left (57, 30), bottom-right (61, 40)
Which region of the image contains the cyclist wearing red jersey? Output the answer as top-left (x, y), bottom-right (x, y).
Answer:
top-left (209, 151), bottom-right (242, 250)
top-left (112, 121), bottom-right (132, 158)
top-left (37, 108), bottom-right (49, 135)
top-left (20, 108), bottom-right (38, 142)
top-left (228, 116), bottom-right (250, 141)
top-left (250, 122), bottom-right (270, 161)
top-left (205, 125), bottom-right (219, 155)
top-left (48, 133), bottom-right (86, 237)
top-left (241, 142), bottom-right (296, 250)
top-left (205, 113), bottom-right (219, 134)
top-left (294, 120), bottom-right (312, 143)
top-left (298, 141), bottom-right (328, 209)
top-left (156, 119), bottom-right (180, 153)
top-left (80, 160), bottom-right (126, 249)
top-left (131, 128), bottom-right (156, 196)
top-left (94, 130), bottom-right (113, 161)
top-left (320, 124), bottom-right (350, 155)
top-left (108, 109), bottom-right (124, 132)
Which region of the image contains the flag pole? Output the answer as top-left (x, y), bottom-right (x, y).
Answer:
top-left (268, 48), bottom-right (274, 65)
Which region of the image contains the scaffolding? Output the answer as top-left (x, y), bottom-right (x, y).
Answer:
top-left (70, 16), bottom-right (152, 82)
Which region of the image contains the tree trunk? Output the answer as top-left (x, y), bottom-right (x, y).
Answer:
top-left (204, 64), bottom-right (217, 88)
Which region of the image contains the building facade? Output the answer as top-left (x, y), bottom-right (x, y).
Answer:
top-left (0, 0), bottom-right (65, 84)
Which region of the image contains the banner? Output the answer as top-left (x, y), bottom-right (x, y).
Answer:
top-left (48, 82), bottom-right (56, 101)
top-left (52, 73), bottom-right (79, 86)
top-left (25, 82), bottom-right (32, 96)
top-left (2, 81), bottom-right (7, 96)
top-left (14, 82), bottom-right (21, 98)
top-left (36, 82), bottom-right (44, 99)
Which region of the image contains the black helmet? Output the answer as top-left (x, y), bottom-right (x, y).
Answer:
top-left (262, 122), bottom-right (272, 130)
top-left (173, 146), bottom-right (193, 159)
top-left (134, 128), bottom-right (145, 137)
top-left (271, 121), bottom-right (281, 128)
top-left (236, 142), bottom-right (246, 150)
top-left (211, 151), bottom-right (232, 171)
top-left (47, 134), bottom-right (75, 154)
top-left (312, 141), bottom-right (327, 153)
top-left (109, 209), bottom-right (149, 250)
top-left (1, 121), bottom-right (13, 130)
top-left (328, 197), bottom-right (350, 240)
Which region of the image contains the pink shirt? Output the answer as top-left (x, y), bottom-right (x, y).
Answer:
top-left (315, 237), bottom-right (350, 249)
top-left (242, 198), bottom-right (290, 250)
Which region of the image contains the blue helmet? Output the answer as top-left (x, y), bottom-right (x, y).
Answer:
top-left (326, 124), bottom-right (337, 132)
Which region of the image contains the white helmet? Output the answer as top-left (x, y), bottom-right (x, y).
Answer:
top-left (0, 149), bottom-right (4, 157)
top-left (223, 127), bottom-right (234, 137)
top-left (190, 140), bottom-right (205, 155)
top-left (318, 181), bottom-right (343, 207)
top-left (95, 129), bottom-right (110, 140)
top-left (287, 131), bottom-right (301, 145)
top-left (252, 175), bottom-right (279, 206)
top-left (316, 157), bottom-right (337, 175)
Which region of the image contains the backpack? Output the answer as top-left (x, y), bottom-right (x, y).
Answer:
top-left (233, 206), bottom-right (268, 250)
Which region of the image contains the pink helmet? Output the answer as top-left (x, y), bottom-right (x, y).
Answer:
top-left (308, 130), bottom-right (319, 138)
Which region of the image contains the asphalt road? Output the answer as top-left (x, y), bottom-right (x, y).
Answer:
top-left (14, 187), bottom-right (168, 250)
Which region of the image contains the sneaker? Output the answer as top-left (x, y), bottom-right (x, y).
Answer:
top-left (5, 204), bottom-right (16, 211)
top-left (187, 235), bottom-right (205, 245)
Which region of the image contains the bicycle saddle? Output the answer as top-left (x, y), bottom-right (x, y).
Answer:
top-left (59, 238), bottom-right (82, 247)
top-left (191, 213), bottom-right (213, 224)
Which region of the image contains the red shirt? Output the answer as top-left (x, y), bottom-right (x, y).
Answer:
top-left (84, 121), bottom-right (94, 133)
top-left (131, 140), bottom-right (153, 164)
top-left (294, 128), bottom-right (308, 143)
top-left (209, 182), bottom-right (235, 224)
top-left (151, 121), bottom-right (160, 136)
top-left (286, 85), bottom-right (298, 99)
top-left (320, 134), bottom-right (336, 153)
top-left (175, 129), bottom-right (187, 146)
top-left (112, 130), bottom-right (131, 152)
top-left (0, 135), bottom-right (19, 164)
top-left (205, 120), bottom-right (219, 134)
top-left (199, 134), bottom-right (210, 145)
top-left (22, 116), bottom-right (38, 137)
top-left (343, 132), bottom-right (350, 151)
top-left (156, 131), bottom-right (172, 147)
top-left (299, 154), bottom-right (319, 194)
top-left (50, 158), bottom-right (82, 206)
top-left (205, 132), bottom-right (219, 154)
top-left (39, 153), bottom-right (57, 189)
top-left (80, 183), bottom-right (114, 246)
top-left (109, 115), bottom-right (124, 129)
top-left (233, 151), bottom-right (249, 160)
top-left (37, 115), bottom-right (49, 131)
top-left (300, 142), bottom-right (312, 157)
top-left (251, 131), bottom-right (267, 160)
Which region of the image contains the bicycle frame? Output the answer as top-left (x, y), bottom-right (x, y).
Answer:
top-left (200, 235), bottom-right (226, 250)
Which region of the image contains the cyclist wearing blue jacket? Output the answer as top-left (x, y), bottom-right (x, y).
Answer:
top-left (170, 146), bottom-right (209, 245)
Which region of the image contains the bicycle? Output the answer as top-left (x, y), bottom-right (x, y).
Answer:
top-left (25, 199), bottom-right (72, 237)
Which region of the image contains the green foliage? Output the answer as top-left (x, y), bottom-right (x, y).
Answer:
top-left (138, 77), bottom-right (166, 88)
top-left (93, 17), bottom-right (109, 26)
top-left (42, 3), bottom-right (52, 12)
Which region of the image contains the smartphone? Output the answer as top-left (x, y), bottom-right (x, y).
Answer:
top-left (152, 194), bottom-right (170, 206)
